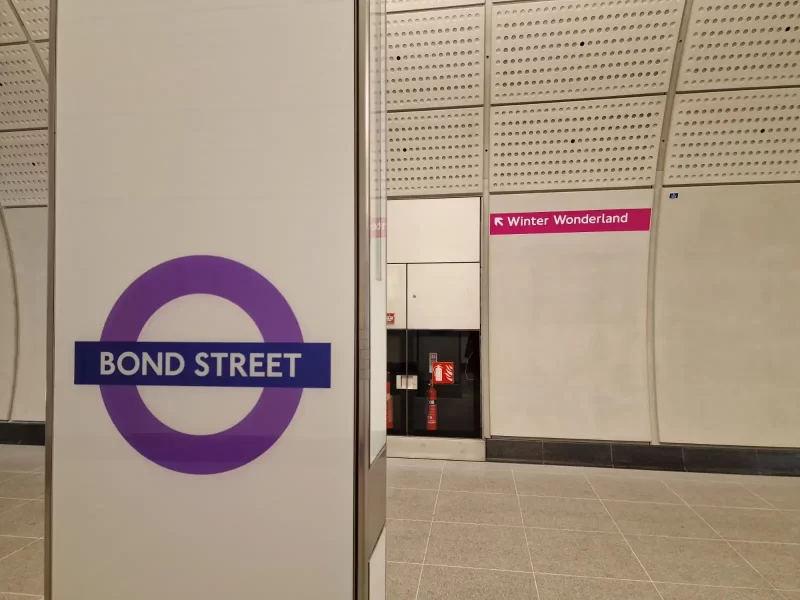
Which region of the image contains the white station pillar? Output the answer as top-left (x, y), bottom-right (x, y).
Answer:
top-left (47, 0), bottom-right (387, 598)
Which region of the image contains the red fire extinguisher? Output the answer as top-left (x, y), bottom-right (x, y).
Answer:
top-left (426, 382), bottom-right (438, 431)
top-left (386, 376), bottom-right (393, 430)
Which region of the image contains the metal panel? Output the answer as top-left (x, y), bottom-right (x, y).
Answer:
top-left (387, 6), bottom-right (484, 111)
top-left (388, 0), bottom-right (480, 13)
top-left (0, 130), bottom-right (48, 206)
top-left (492, 0), bottom-right (684, 105)
top-left (0, 44), bottom-right (47, 130)
top-left (664, 89), bottom-right (800, 185)
top-left (0, 0), bottom-right (25, 44)
top-left (491, 96), bottom-right (665, 192)
top-left (678, 0), bottom-right (800, 91)
top-left (36, 41), bottom-right (48, 74)
top-left (387, 196), bottom-right (480, 263)
top-left (407, 262), bottom-right (480, 330)
top-left (10, 0), bottom-right (49, 41)
top-left (388, 107), bottom-right (483, 196)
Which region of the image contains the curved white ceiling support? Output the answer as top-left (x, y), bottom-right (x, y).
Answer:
top-left (4, 205), bottom-right (46, 422)
top-left (0, 206), bottom-right (19, 421)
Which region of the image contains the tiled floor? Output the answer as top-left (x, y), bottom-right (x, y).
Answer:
top-left (2, 446), bottom-right (800, 600)
top-left (387, 459), bottom-right (800, 600)
top-left (0, 445), bottom-right (45, 600)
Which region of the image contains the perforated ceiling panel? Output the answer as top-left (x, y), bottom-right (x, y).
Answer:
top-left (664, 89), bottom-right (800, 184)
top-left (0, 44), bottom-right (47, 130)
top-left (388, 0), bottom-right (481, 13)
top-left (388, 107), bottom-right (483, 196)
top-left (492, 0), bottom-right (684, 104)
top-left (35, 41), bottom-right (47, 74)
top-left (678, 0), bottom-right (800, 91)
top-left (10, 0), bottom-right (48, 41)
top-left (0, 0), bottom-right (25, 44)
top-left (388, 7), bottom-right (484, 111)
top-left (0, 130), bottom-right (47, 206)
top-left (491, 96), bottom-right (665, 191)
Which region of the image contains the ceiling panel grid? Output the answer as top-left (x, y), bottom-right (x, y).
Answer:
top-left (0, 43), bottom-right (47, 130)
top-left (664, 89), bottom-right (800, 184)
top-left (387, 6), bottom-right (484, 111)
top-left (388, 0), bottom-right (481, 13)
top-left (491, 96), bottom-right (665, 191)
top-left (492, 0), bottom-right (684, 105)
top-left (388, 107), bottom-right (483, 196)
top-left (678, 0), bottom-right (800, 91)
top-left (0, 0), bottom-right (24, 44)
top-left (10, 0), bottom-right (48, 41)
top-left (0, 129), bottom-right (47, 206)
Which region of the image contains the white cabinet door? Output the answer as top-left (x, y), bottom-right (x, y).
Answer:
top-left (407, 263), bottom-right (480, 330)
top-left (387, 263), bottom-right (406, 329)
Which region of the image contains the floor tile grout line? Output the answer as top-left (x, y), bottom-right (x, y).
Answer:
top-left (0, 497), bottom-right (40, 520)
top-left (662, 479), bottom-right (789, 598)
top-left (0, 536), bottom-right (39, 563)
top-left (0, 496), bottom-right (44, 501)
top-left (512, 468), bottom-right (541, 600)
top-left (388, 485), bottom-right (796, 510)
top-left (388, 560), bottom-right (800, 594)
top-left (413, 464), bottom-right (443, 600)
top-left (743, 485), bottom-right (782, 510)
top-left (389, 518), bottom-right (800, 546)
top-left (583, 475), bottom-right (666, 600)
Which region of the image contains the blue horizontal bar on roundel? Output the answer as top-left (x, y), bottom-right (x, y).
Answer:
top-left (74, 341), bottom-right (331, 389)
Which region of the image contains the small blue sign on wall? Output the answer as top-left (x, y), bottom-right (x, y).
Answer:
top-left (669, 192), bottom-right (679, 199)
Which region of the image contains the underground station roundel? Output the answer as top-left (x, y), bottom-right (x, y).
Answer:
top-left (74, 255), bottom-right (332, 475)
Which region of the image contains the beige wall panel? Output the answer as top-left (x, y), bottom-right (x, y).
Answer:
top-left (489, 190), bottom-right (652, 441)
top-left (655, 184), bottom-right (800, 448)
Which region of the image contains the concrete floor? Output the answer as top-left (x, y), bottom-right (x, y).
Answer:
top-left (1, 446), bottom-right (799, 599)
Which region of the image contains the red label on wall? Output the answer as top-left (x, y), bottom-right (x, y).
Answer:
top-left (371, 217), bottom-right (386, 238)
top-left (490, 208), bottom-right (651, 236)
top-left (386, 313), bottom-right (395, 325)
top-left (432, 362), bottom-right (455, 384)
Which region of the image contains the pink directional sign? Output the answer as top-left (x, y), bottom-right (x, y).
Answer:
top-left (490, 208), bottom-right (651, 236)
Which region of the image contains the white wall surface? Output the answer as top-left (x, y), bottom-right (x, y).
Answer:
top-left (388, 197), bottom-right (480, 264)
top-left (5, 207), bottom-right (46, 422)
top-left (407, 262), bottom-right (480, 330)
top-left (489, 190), bottom-right (652, 442)
top-left (655, 184), bottom-right (800, 448)
top-left (52, 1), bottom-right (356, 599)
